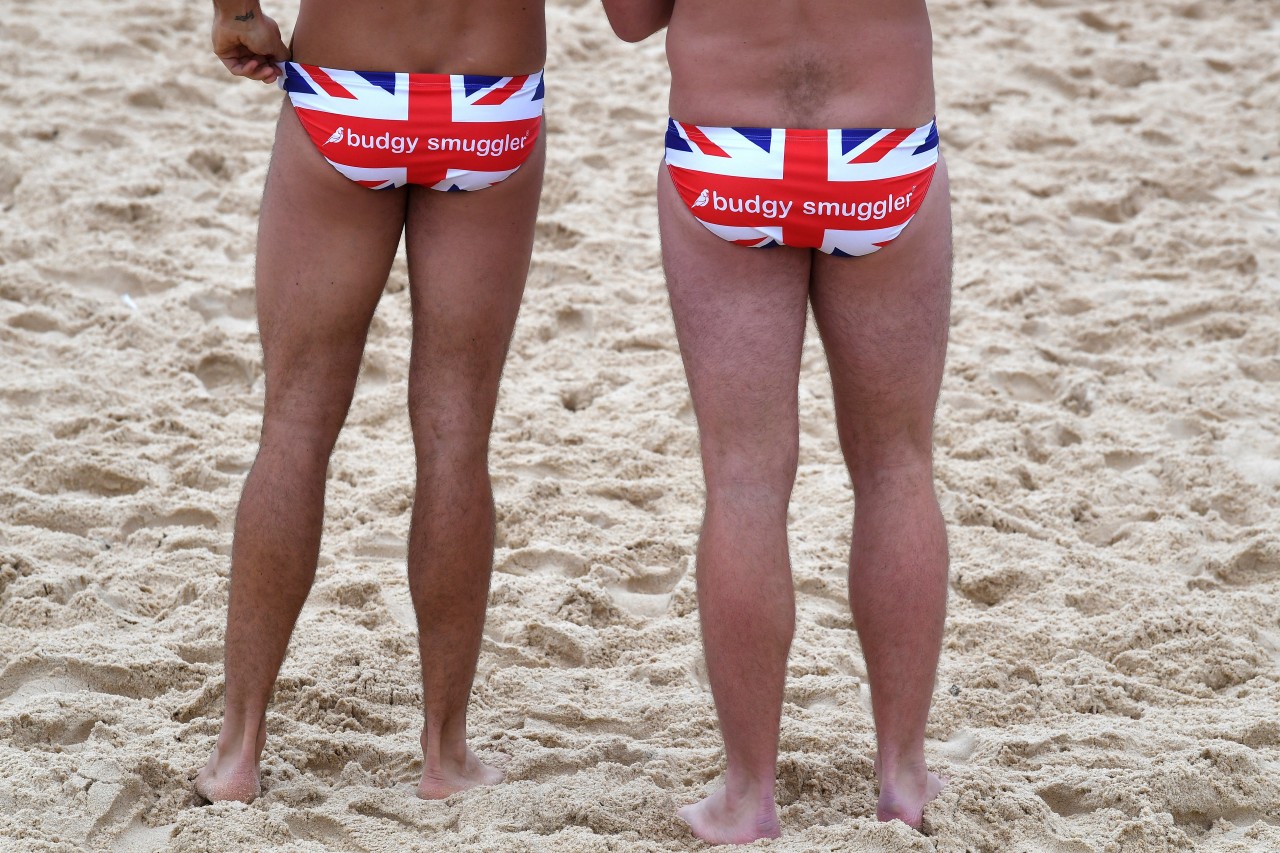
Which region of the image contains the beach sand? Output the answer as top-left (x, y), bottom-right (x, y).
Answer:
top-left (1, 0), bottom-right (1278, 850)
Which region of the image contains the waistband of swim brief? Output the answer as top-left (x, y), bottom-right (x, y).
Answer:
top-left (278, 62), bottom-right (545, 96)
top-left (667, 117), bottom-right (936, 143)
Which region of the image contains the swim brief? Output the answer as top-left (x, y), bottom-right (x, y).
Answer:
top-left (278, 62), bottom-right (545, 191)
top-left (664, 118), bottom-right (939, 256)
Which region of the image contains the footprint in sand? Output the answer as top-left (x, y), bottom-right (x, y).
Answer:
top-left (1212, 537), bottom-right (1280, 587)
top-left (606, 560), bottom-right (687, 618)
top-left (554, 306), bottom-right (594, 339)
top-left (992, 369), bottom-right (1056, 403)
top-left (521, 621), bottom-right (594, 667)
top-left (784, 674), bottom-right (860, 712)
top-left (1035, 781), bottom-right (1094, 819)
top-left (50, 460), bottom-right (149, 498)
top-left (952, 563), bottom-right (1029, 607)
top-left (81, 773), bottom-right (152, 846)
top-left (120, 508), bottom-right (221, 539)
top-left (9, 707), bottom-right (99, 751)
top-left (7, 309), bottom-right (74, 336)
top-left (497, 546), bottom-right (589, 579)
top-left (353, 531), bottom-right (407, 561)
top-left (535, 219), bottom-right (584, 251)
top-left (1102, 450), bottom-right (1150, 472)
top-left (187, 287), bottom-right (255, 333)
top-left (193, 353), bottom-right (257, 394)
top-left (284, 812), bottom-right (368, 853)
top-left (111, 816), bottom-right (176, 853)
top-left (0, 657), bottom-right (165, 709)
top-left (186, 149), bottom-right (231, 182)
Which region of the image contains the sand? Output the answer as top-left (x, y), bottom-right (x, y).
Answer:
top-left (1, 0), bottom-right (1278, 850)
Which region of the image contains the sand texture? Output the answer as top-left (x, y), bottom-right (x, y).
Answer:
top-left (1, 0), bottom-right (1279, 850)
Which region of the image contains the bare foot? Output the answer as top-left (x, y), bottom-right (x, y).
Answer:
top-left (194, 741), bottom-right (261, 804)
top-left (677, 786), bottom-right (781, 845)
top-left (875, 760), bottom-right (945, 829)
top-left (416, 748), bottom-right (503, 800)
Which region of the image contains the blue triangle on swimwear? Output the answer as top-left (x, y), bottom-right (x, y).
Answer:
top-left (841, 129), bottom-right (877, 156)
top-left (281, 68), bottom-right (316, 96)
top-left (532, 75), bottom-right (545, 102)
top-left (830, 247), bottom-right (853, 257)
top-left (913, 121), bottom-right (940, 155)
top-left (357, 71), bottom-right (397, 95)
top-left (446, 184), bottom-right (464, 192)
top-left (464, 75), bottom-right (503, 97)
top-left (732, 127), bottom-right (771, 152)
top-left (757, 239), bottom-right (779, 249)
top-left (665, 119), bottom-right (692, 152)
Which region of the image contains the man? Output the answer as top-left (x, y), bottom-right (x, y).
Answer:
top-left (601, 1), bottom-right (951, 843)
top-left (195, 0), bottom-right (545, 803)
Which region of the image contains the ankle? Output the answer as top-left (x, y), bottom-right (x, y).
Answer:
top-left (216, 713), bottom-right (266, 760)
top-left (420, 724), bottom-right (470, 769)
top-left (876, 748), bottom-right (926, 777)
top-left (722, 771), bottom-right (776, 810)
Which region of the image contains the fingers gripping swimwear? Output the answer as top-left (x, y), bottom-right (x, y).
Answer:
top-left (279, 62), bottom-right (545, 191)
top-left (664, 119), bottom-right (940, 256)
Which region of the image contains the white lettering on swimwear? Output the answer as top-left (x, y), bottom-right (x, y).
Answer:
top-left (425, 132), bottom-right (530, 157)
top-left (801, 192), bottom-right (912, 221)
top-left (709, 191), bottom-right (792, 219)
top-left (701, 190), bottom-right (914, 222)
top-left (337, 130), bottom-right (420, 154)
top-left (328, 130), bottom-right (531, 158)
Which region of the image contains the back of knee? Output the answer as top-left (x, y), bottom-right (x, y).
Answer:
top-left (703, 450), bottom-right (798, 510)
top-left (846, 443), bottom-right (935, 495)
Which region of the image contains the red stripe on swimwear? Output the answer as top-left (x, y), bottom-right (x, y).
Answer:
top-left (849, 127), bottom-right (914, 163)
top-left (680, 123), bottom-right (730, 158)
top-left (474, 75), bottom-right (529, 106)
top-left (300, 64), bottom-right (358, 100)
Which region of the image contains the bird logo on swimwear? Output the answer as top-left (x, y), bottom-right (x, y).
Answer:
top-left (322, 122), bottom-right (417, 153)
top-left (693, 189), bottom-right (710, 208)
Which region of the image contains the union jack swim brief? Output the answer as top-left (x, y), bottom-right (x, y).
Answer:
top-left (664, 118), bottom-right (939, 256)
top-left (278, 62), bottom-right (545, 191)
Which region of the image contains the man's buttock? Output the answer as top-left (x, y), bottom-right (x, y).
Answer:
top-left (279, 62), bottom-right (544, 191)
top-left (664, 119), bottom-right (939, 256)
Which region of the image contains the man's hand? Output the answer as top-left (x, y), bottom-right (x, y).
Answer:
top-left (212, 1), bottom-right (289, 84)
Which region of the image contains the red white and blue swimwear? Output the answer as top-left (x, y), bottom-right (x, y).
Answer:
top-left (278, 62), bottom-right (545, 191)
top-left (664, 118), bottom-right (939, 256)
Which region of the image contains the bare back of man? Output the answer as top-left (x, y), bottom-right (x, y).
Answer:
top-left (196, 0), bottom-right (545, 805)
top-left (604, 0), bottom-right (950, 844)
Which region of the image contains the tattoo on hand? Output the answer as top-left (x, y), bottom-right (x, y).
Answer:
top-left (234, 10), bottom-right (255, 21)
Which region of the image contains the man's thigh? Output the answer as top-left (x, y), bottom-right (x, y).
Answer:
top-left (809, 160), bottom-right (953, 459)
top-left (256, 104), bottom-right (408, 416)
top-left (658, 166), bottom-right (811, 475)
top-left (401, 136), bottom-right (545, 421)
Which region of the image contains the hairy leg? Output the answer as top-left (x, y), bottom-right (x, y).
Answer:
top-left (403, 139), bottom-right (544, 799)
top-left (658, 167), bottom-right (812, 844)
top-left (809, 161), bottom-right (953, 829)
top-left (196, 105), bottom-right (406, 803)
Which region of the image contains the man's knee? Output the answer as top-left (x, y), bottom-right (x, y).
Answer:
top-left (702, 439), bottom-right (799, 509)
top-left (408, 401), bottom-right (492, 466)
top-left (844, 432), bottom-right (935, 495)
top-left (260, 376), bottom-right (358, 462)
